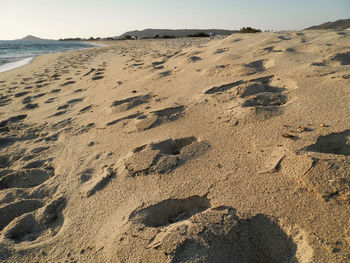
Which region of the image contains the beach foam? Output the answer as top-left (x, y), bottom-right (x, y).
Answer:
top-left (0, 57), bottom-right (34, 73)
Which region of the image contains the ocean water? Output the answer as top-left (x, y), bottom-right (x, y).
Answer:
top-left (0, 40), bottom-right (95, 73)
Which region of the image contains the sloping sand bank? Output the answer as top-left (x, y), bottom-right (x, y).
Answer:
top-left (0, 30), bottom-right (349, 262)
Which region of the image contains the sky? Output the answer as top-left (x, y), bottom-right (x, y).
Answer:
top-left (1, 0), bottom-right (349, 40)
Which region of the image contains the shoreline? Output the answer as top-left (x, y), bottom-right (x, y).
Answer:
top-left (0, 57), bottom-right (34, 74)
top-left (0, 41), bottom-right (102, 75)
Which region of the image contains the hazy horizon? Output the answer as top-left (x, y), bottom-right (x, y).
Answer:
top-left (1, 0), bottom-right (349, 40)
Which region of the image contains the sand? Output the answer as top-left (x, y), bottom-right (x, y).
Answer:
top-left (0, 30), bottom-right (349, 262)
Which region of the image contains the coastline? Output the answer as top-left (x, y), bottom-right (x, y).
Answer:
top-left (0, 57), bottom-right (34, 74)
top-left (0, 41), bottom-right (101, 75)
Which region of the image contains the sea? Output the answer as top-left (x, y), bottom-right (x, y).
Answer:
top-left (0, 40), bottom-right (96, 73)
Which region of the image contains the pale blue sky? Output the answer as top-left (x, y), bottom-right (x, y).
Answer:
top-left (1, 0), bottom-right (349, 39)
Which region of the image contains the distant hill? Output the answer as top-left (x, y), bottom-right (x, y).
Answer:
top-left (117, 29), bottom-right (237, 39)
top-left (305, 18), bottom-right (350, 30)
top-left (18, 35), bottom-right (53, 41)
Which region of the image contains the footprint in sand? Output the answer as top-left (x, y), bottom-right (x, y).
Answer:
top-left (203, 64), bottom-right (254, 77)
top-left (263, 46), bottom-right (284, 53)
top-left (0, 169), bottom-right (51, 190)
top-left (83, 68), bottom-right (95, 77)
top-left (188, 56), bottom-right (202, 63)
top-left (133, 106), bottom-right (186, 131)
top-left (117, 197), bottom-right (313, 263)
top-left (121, 136), bottom-right (210, 176)
top-left (158, 70), bottom-right (172, 77)
top-left (0, 118), bottom-right (70, 244)
top-left (304, 129), bottom-right (350, 156)
top-left (0, 114), bottom-right (27, 127)
top-left (44, 98), bottom-right (55, 104)
top-left (23, 103), bottom-right (39, 110)
top-left (110, 94), bottom-right (152, 113)
top-left (30, 146), bottom-right (50, 154)
top-left (80, 168), bottom-right (94, 183)
top-left (82, 167), bottom-right (116, 197)
top-left (0, 155), bottom-right (11, 168)
top-left (301, 158), bottom-right (350, 203)
top-left (33, 92), bottom-right (47, 98)
top-left (132, 62), bottom-right (144, 67)
top-left (0, 95), bottom-right (12, 107)
top-left (79, 105), bottom-right (93, 114)
top-left (67, 98), bottom-right (84, 104)
top-left (243, 59), bottom-right (275, 73)
top-left (237, 78), bottom-right (284, 98)
top-left (239, 76), bottom-right (292, 116)
top-left (91, 68), bottom-right (106, 80)
top-left (106, 113), bottom-right (142, 126)
top-left (151, 61), bottom-right (165, 67)
top-left (35, 132), bottom-right (60, 142)
top-left (214, 48), bottom-right (228, 54)
top-left (14, 91), bottom-right (30, 98)
top-left (242, 92), bottom-right (287, 107)
top-left (22, 96), bottom-right (32, 104)
top-left (50, 89), bottom-right (61, 93)
top-left (92, 76), bottom-right (104, 80)
top-left (0, 200), bottom-right (44, 231)
top-left (57, 104), bottom-right (70, 110)
top-left (1, 196), bottom-right (66, 243)
top-left (0, 137), bottom-right (17, 150)
top-left (61, 81), bottom-right (75, 87)
top-left (94, 71), bottom-right (104, 76)
top-left (51, 73), bottom-right (61, 80)
top-left (50, 110), bottom-right (67, 117)
top-left (153, 65), bottom-right (164, 70)
top-left (331, 51), bottom-right (350, 65)
top-left (34, 80), bottom-right (46, 84)
top-left (311, 61), bottom-right (326, 67)
top-left (205, 75), bottom-right (297, 119)
top-left (129, 195), bottom-right (210, 227)
top-left (71, 123), bottom-right (95, 135)
top-left (106, 106), bottom-right (186, 131)
top-left (276, 35), bottom-right (292, 41)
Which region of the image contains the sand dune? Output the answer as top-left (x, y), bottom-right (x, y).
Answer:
top-left (0, 30), bottom-right (349, 262)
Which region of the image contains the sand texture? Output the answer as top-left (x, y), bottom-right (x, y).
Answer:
top-left (0, 30), bottom-right (349, 262)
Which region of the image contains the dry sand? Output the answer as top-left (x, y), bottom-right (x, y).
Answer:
top-left (0, 30), bottom-right (349, 262)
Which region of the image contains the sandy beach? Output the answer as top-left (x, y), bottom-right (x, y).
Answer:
top-left (0, 30), bottom-right (349, 262)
